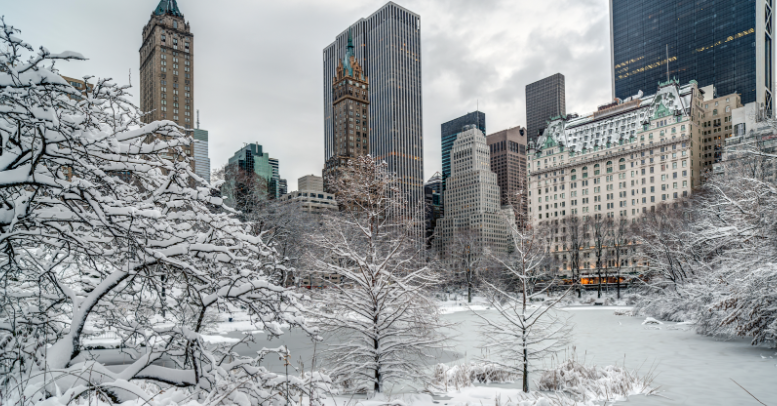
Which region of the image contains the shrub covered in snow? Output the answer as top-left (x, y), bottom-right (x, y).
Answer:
top-left (432, 361), bottom-right (520, 390)
top-left (537, 358), bottom-right (656, 402)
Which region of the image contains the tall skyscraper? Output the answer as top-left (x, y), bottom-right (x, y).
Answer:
top-left (441, 111), bottom-right (486, 193)
top-left (434, 126), bottom-right (514, 256)
top-left (139, 0), bottom-right (194, 129)
top-left (526, 73), bottom-right (566, 145)
top-left (323, 2), bottom-right (423, 215)
top-left (610, 0), bottom-right (773, 115)
top-left (193, 129), bottom-right (210, 183)
top-left (323, 30), bottom-right (370, 193)
top-left (486, 126), bottom-right (528, 225)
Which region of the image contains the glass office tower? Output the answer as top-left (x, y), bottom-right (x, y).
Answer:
top-left (323, 3), bottom-right (423, 214)
top-left (610, 0), bottom-right (774, 115)
top-left (525, 73), bottom-right (565, 145)
top-left (440, 111), bottom-right (486, 194)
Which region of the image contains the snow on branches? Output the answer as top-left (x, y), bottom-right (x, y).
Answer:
top-left (474, 209), bottom-right (573, 393)
top-left (308, 156), bottom-right (449, 394)
top-left (635, 144), bottom-right (777, 348)
top-left (0, 18), bottom-right (313, 405)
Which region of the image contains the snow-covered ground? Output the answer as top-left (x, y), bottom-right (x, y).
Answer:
top-left (194, 298), bottom-right (777, 405)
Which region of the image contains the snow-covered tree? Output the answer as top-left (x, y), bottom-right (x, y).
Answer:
top-left (214, 163), bottom-right (321, 287)
top-left (635, 145), bottom-right (777, 347)
top-left (607, 218), bottom-right (634, 299)
top-left (308, 155), bottom-right (448, 394)
top-left (474, 213), bottom-right (572, 393)
top-left (585, 214), bottom-right (612, 298)
top-left (563, 215), bottom-right (584, 298)
top-left (637, 204), bottom-right (699, 290)
top-left (0, 20), bottom-right (314, 405)
top-left (444, 227), bottom-right (486, 303)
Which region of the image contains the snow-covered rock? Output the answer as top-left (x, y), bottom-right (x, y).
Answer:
top-left (641, 317), bottom-right (664, 325)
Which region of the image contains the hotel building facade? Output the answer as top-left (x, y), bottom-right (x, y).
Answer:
top-left (528, 80), bottom-right (740, 277)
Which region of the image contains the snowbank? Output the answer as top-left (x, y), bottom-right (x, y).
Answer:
top-left (537, 358), bottom-right (656, 402)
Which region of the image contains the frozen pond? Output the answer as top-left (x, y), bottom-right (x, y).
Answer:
top-left (84, 306), bottom-right (777, 404)
top-left (443, 306), bottom-right (777, 405)
top-left (563, 307), bottom-right (777, 405)
top-left (263, 306), bottom-right (776, 404)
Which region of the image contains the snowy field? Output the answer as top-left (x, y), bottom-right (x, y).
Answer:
top-left (146, 299), bottom-right (773, 406)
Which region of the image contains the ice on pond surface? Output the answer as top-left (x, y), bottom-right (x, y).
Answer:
top-left (252, 306), bottom-right (776, 405)
top-left (83, 305), bottom-right (777, 405)
top-left (557, 307), bottom-right (776, 405)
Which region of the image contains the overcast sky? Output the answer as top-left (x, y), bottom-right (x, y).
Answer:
top-left (5, 0), bottom-right (612, 190)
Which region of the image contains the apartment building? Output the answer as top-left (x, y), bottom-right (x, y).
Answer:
top-left (323, 30), bottom-right (370, 194)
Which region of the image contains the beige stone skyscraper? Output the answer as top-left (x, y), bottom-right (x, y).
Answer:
top-left (434, 126), bottom-right (515, 257)
top-left (139, 0), bottom-right (194, 133)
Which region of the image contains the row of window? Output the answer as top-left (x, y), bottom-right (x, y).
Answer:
top-left (537, 194), bottom-right (689, 220)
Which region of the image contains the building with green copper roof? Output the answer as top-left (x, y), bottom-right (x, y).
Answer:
top-left (153, 0), bottom-right (183, 17)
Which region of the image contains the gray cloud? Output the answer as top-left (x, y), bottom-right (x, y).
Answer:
top-left (3, 0), bottom-right (612, 190)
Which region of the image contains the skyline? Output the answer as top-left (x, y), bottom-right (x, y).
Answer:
top-left (3, 0), bottom-right (611, 191)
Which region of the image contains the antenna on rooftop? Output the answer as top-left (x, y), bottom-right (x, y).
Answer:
top-left (197, 109), bottom-right (200, 129)
top-left (666, 44), bottom-right (670, 82)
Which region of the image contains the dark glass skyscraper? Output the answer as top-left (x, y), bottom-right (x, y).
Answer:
top-left (423, 172), bottom-right (442, 247)
top-left (525, 73), bottom-right (565, 145)
top-left (440, 111), bottom-right (486, 193)
top-left (611, 0), bottom-right (773, 115)
top-left (323, 3), bottom-right (423, 214)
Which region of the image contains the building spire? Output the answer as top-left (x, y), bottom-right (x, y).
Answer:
top-left (154, 0), bottom-right (183, 17)
top-left (342, 28), bottom-right (355, 77)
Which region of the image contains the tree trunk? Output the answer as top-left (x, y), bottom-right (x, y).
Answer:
top-left (467, 269), bottom-right (472, 303)
top-left (522, 333), bottom-right (529, 392)
top-left (597, 266), bottom-right (602, 299)
top-left (522, 268), bottom-right (529, 393)
top-left (576, 264), bottom-right (581, 298)
top-left (616, 250), bottom-right (621, 299)
top-left (374, 337), bottom-right (380, 393)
